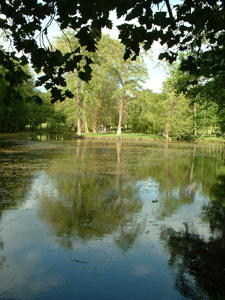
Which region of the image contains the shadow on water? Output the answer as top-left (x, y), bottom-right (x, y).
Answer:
top-left (29, 132), bottom-right (74, 141)
top-left (160, 174), bottom-right (225, 300)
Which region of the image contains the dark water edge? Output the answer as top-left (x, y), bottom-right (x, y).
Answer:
top-left (0, 138), bottom-right (225, 300)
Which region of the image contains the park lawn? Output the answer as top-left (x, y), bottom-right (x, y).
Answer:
top-left (82, 132), bottom-right (165, 140)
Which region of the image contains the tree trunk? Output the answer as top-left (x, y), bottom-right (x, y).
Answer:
top-left (77, 115), bottom-right (82, 136)
top-left (116, 63), bottom-right (129, 137)
top-left (117, 98), bottom-right (124, 137)
top-left (164, 122), bottom-right (170, 140)
top-left (92, 105), bottom-right (100, 133)
top-left (194, 102), bottom-right (197, 136)
top-left (77, 80), bottom-right (83, 136)
top-left (82, 110), bottom-right (89, 133)
top-left (92, 121), bottom-right (97, 133)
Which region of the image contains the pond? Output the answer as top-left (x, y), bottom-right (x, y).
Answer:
top-left (0, 138), bottom-right (225, 300)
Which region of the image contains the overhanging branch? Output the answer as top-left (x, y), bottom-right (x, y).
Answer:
top-left (164, 0), bottom-right (176, 28)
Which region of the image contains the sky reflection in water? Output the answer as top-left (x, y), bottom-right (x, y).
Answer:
top-left (0, 139), bottom-right (224, 299)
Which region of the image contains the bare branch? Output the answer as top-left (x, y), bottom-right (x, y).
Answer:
top-left (112, 68), bottom-right (124, 86)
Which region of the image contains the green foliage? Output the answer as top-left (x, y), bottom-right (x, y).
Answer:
top-left (163, 59), bottom-right (225, 137)
top-left (0, 60), bottom-right (47, 132)
top-left (1, 0), bottom-right (224, 103)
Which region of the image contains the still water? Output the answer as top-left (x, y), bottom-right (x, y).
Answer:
top-left (0, 139), bottom-right (224, 300)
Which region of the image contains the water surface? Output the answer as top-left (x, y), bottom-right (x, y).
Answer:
top-left (0, 139), bottom-right (224, 299)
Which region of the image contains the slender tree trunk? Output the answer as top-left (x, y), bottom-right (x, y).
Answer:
top-left (77, 115), bottom-right (82, 136)
top-left (92, 121), bottom-right (97, 133)
top-left (164, 122), bottom-right (170, 140)
top-left (116, 63), bottom-right (129, 137)
top-left (117, 97), bottom-right (124, 137)
top-left (82, 110), bottom-right (89, 133)
top-left (77, 80), bottom-right (83, 136)
top-left (92, 105), bottom-right (100, 133)
top-left (194, 102), bottom-right (197, 136)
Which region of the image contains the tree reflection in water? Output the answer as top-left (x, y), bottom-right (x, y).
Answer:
top-left (37, 141), bottom-right (144, 251)
top-left (161, 175), bottom-right (225, 300)
top-left (0, 239), bottom-right (6, 271)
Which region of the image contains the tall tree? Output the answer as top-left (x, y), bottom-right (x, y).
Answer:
top-left (51, 34), bottom-right (148, 135)
top-left (97, 35), bottom-right (148, 136)
top-left (53, 31), bottom-right (91, 135)
top-left (167, 58), bottom-right (225, 135)
top-left (162, 67), bottom-right (194, 139)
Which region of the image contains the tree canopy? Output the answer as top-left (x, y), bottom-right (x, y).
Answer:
top-left (0, 0), bottom-right (224, 102)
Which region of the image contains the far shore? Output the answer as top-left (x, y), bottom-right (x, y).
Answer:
top-left (0, 131), bottom-right (224, 144)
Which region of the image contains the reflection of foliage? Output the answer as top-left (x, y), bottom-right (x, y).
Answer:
top-left (151, 145), bottom-right (223, 219)
top-left (36, 141), bottom-right (225, 252)
top-left (160, 174), bottom-right (225, 300)
top-left (0, 239), bottom-right (6, 271)
top-left (161, 225), bottom-right (225, 300)
top-left (210, 174), bottom-right (225, 201)
top-left (0, 255), bottom-right (6, 271)
top-left (114, 220), bottom-right (145, 252)
top-left (202, 174), bottom-right (225, 238)
top-left (38, 172), bottom-right (143, 250)
top-left (37, 141), bottom-right (144, 250)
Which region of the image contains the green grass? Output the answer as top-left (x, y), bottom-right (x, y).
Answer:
top-left (82, 132), bottom-right (165, 140)
top-left (196, 135), bottom-right (225, 143)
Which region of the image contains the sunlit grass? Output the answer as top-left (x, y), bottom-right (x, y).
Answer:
top-left (82, 132), bottom-right (165, 140)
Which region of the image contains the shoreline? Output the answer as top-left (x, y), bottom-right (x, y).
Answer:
top-left (0, 131), bottom-right (224, 144)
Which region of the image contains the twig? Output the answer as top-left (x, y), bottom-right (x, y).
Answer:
top-left (72, 259), bottom-right (89, 264)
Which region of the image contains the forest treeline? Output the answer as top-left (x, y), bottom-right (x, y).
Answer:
top-left (0, 33), bottom-right (224, 139)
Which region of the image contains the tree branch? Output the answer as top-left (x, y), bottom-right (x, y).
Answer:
top-left (164, 0), bottom-right (176, 28)
top-left (112, 68), bottom-right (124, 86)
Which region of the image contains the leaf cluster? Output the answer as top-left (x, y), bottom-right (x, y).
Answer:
top-left (1, 0), bottom-right (225, 104)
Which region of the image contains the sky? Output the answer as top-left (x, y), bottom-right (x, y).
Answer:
top-left (142, 43), bottom-right (167, 93)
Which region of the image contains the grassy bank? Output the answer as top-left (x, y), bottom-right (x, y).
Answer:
top-left (83, 133), bottom-right (225, 144)
top-left (82, 132), bottom-right (165, 141)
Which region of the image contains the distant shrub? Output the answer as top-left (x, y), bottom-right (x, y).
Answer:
top-left (177, 135), bottom-right (197, 142)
